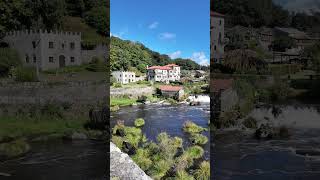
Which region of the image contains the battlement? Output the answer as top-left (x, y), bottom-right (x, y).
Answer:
top-left (5, 29), bottom-right (81, 37)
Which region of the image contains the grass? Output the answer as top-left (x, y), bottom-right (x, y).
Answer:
top-left (183, 121), bottom-right (207, 134)
top-left (134, 118), bottom-right (145, 127)
top-left (0, 115), bottom-right (86, 140)
top-left (185, 146), bottom-right (204, 159)
top-left (190, 134), bottom-right (208, 145)
top-left (194, 161), bottom-right (210, 180)
top-left (174, 170), bottom-right (195, 180)
top-left (110, 97), bottom-right (137, 107)
top-left (131, 148), bottom-right (152, 171)
top-left (0, 139), bottom-right (30, 159)
top-left (62, 16), bottom-right (108, 45)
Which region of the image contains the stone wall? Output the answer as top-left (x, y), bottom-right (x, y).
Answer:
top-left (110, 142), bottom-right (152, 180)
top-left (82, 44), bottom-right (108, 63)
top-left (0, 81), bottom-right (107, 106)
top-left (110, 87), bottom-right (154, 98)
top-left (221, 88), bottom-right (239, 112)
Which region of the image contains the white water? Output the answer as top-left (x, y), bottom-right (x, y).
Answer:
top-left (187, 95), bottom-right (210, 104)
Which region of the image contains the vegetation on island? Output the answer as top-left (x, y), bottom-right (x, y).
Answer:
top-left (111, 120), bottom-right (209, 180)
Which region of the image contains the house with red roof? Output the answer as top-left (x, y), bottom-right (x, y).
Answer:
top-left (147, 64), bottom-right (181, 83)
top-left (159, 85), bottom-right (184, 100)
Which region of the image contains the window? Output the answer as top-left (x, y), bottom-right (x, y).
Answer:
top-left (70, 42), bottom-right (75, 50)
top-left (70, 57), bottom-right (75, 63)
top-left (49, 57), bottom-right (54, 63)
top-left (25, 55), bottom-right (29, 63)
top-left (49, 42), bottom-right (54, 49)
top-left (214, 45), bottom-right (217, 50)
top-left (62, 43), bottom-right (65, 49)
top-left (33, 55), bottom-right (36, 63)
top-left (32, 41), bottom-right (36, 49)
top-left (219, 20), bottom-right (222, 25)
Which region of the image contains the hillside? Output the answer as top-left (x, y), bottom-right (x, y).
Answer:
top-left (110, 36), bottom-right (204, 73)
top-left (0, 0), bottom-right (108, 45)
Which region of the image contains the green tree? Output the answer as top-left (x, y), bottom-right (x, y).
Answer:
top-left (84, 6), bottom-right (108, 35)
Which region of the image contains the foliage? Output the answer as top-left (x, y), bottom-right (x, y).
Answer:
top-left (134, 118), bottom-right (145, 127)
top-left (15, 67), bottom-right (38, 82)
top-left (224, 49), bottom-right (267, 74)
top-left (271, 36), bottom-right (296, 52)
top-left (86, 57), bottom-right (106, 72)
top-left (149, 159), bottom-right (172, 179)
top-left (84, 6), bottom-right (108, 36)
top-left (194, 161), bottom-right (210, 180)
top-left (131, 148), bottom-right (153, 171)
top-left (174, 171), bottom-right (195, 180)
top-left (110, 96), bottom-right (137, 107)
top-left (123, 127), bottom-right (142, 148)
top-left (0, 48), bottom-right (21, 76)
top-left (185, 146), bottom-right (204, 159)
top-left (190, 134), bottom-right (208, 145)
top-left (0, 139), bottom-right (30, 159)
top-left (183, 121), bottom-right (207, 134)
top-left (242, 117), bottom-right (257, 129)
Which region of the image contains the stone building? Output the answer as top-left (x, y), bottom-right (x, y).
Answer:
top-left (211, 11), bottom-right (225, 64)
top-left (3, 30), bottom-right (107, 71)
top-left (111, 71), bottom-right (136, 84)
top-left (147, 64), bottom-right (180, 83)
top-left (159, 85), bottom-right (184, 100)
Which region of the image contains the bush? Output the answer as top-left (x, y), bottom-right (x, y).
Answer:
top-left (134, 118), bottom-right (145, 127)
top-left (194, 161), bottom-right (210, 180)
top-left (174, 170), bottom-right (195, 180)
top-left (0, 139), bottom-right (30, 159)
top-left (0, 48), bottom-right (21, 77)
top-left (110, 105), bottom-right (120, 112)
top-left (15, 67), bottom-right (38, 82)
top-left (190, 134), bottom-right (208, 145)
top-left (113, 83), bottom-right (122, 88)
top-left (185, 146), bottom-right (204, 159)
top-left (86, 57), bottom-right (106, 72)
top-left (150, 159), bottom-right (172, 179)
top-left (137, 96), bottom-right (148, 103)
top-left (131, 148), bottom-right (152, 171)
top-left (183, 121), bottom-right (207, 134)
top-left (242, 117), bottom-right (257, 129)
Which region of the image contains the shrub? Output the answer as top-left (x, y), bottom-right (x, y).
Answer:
top-left (174, 170), bottom-right (195, 180)
top-left (131, 148), bottom-right (152, 171)
top-left (157, 133), bottom-right (181, 160)
top-left (194, 161), bottom-right (210, 180)
top-left (110, 105), bottom-right (120, 112)
top-left (149, 160), bottom-right (172, 179)
top-left (0, 48), bottom-right (21, 77)
top-left (175, 153), bottom-right (194, 171)
top-left (123, 127), bottom-right (142, 148)
top-left (41, 103), bottom-right (63, 118)
top-left (183, 121), bottom-right (207, 134)
top-left (137, 96), bottom-right (148, 103)
top-left (185, 146), bottom-right (204, 159)
top-left (111, 136), bottom-right (124, 149)
top-left (190, 134), bottom-right (208, 145)
top-left (242, 117), bottom-right (257, 129)
top-left (134, 118), bottom-right (145, 127)
top-left (86, 57), bottom-right (106, 72)
top-left (15, 67), bottom-right (38, 82)
top-left (113, 83), bottom-right (122, 88)
top-left (0, 139), bottom-right (30, 159)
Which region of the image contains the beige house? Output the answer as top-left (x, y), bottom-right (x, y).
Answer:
top-left (159, 85), bottom-right (184, 100)
top-left (147, 64), bottom-right (181, 83)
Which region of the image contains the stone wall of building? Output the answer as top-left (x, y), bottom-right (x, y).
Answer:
top-left (221, 88), bottom-right (239, 112)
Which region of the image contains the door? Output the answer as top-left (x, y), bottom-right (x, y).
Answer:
top-left (59, 55), bottom-right (66, 68)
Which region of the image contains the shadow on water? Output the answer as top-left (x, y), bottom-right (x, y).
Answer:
top-left (0, 140), bottom-right (107, 180)
top-left (213, 103), bottom-right (320, 180)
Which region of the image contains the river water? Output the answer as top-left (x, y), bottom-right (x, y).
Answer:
top-left (110, 104), bottom-right (210, 159)
top-left (213, 103), bottom-right (320, 180)
top-left (0, 140), bottom-right (107, 180)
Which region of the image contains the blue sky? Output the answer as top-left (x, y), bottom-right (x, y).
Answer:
top-left (110, 0), bottom-right (210, 65)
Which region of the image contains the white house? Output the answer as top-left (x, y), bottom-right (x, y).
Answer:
top-left (112, 71), bottom-right (136, 84)
top-left (147, 64), bottom-right (180, 83)
top-left (211, 11), bottom-right (225, 64)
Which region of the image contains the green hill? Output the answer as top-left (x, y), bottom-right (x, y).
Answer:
top-left (110, 36), bottom-right (204, 73)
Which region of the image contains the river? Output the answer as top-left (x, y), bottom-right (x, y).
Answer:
top-left (213, 103), bottom-right (320, 180)
top-left (110, 103), bottom-right (210, 159)
top-left (0, 140), bottom-right (107, 180)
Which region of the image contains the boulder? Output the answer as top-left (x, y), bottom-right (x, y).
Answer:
top-left (255, 124), bottom-right (274, 139)
top-left (110, 142), bottom-right (152, 180)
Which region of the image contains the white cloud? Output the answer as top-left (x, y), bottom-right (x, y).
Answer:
top-left (191, 52), bottom-right (209, 66)
top-left (159, 32), bottom-right (176, 40)
top-left (111, 27), bottom-right (128, 38)
top-left (169, 51), bottom-right (182, 59)
top-left (148, 22), bottom-right (159, 29)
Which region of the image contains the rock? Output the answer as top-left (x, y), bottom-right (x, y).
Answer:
top-left (190, 101), bottom-right (200, 106)
top-left (255, 124), bottom-right (274, 139)
top-left (296, 149), bottom-right (320, 156)
top-left (144, 101), bottom-right (151, 105)
top-left (122, 141), bottom-right (136, 155)
top-left (64, 132), bottom-right (88, 141)
top-left (110, 142), bottom-right (152, 180)
top-left (116, 129), bottom-right (125, 137)
top-left (0, 139), bottom-right (30, 161)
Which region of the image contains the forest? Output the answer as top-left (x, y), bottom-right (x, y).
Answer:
top-left (211, 0), bottom-right (320, 31)
top-left (110, 37), bottom-right (207, 73)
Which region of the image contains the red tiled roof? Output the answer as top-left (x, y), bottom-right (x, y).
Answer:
top-left (211, 11), bottom-right (225, 18)
top-left (211, 79), bottom-right (233, 92)
top-left (147, 66), bottom-right (172, 70)
top-left (159, 85), bottom-right (183, 92)
top-left (165, 64), bottom-right (179, 67)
